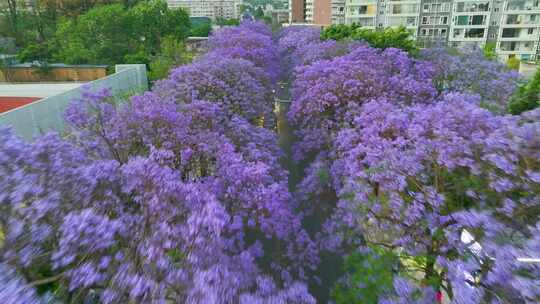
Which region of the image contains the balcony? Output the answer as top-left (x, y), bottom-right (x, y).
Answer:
top-left (454, 15), bottom-right (487, 26)
top-left (345, 16), bottom-right (376, 26)
top-left (505, 14), bottom-right (539, 25)
top-left (346, 4), bottom-right (377, 16)
top-left (451, 28), bottom-right (486, 40)
top-left (505, 0), bottom-right (540, 12)
top-left (455, 2), bottom-right (490, 13)
top-left (500, 27), bottom-right (538, 40)
top-left (498, 42), bottom-right (536, 52)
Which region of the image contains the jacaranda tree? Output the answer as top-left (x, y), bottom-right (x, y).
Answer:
top-left (0, 22), bottom-right (317, 304)
top-left (281, 26), bottom-right (540, 303)
top-left (1, 22), bottom-right (539, 304)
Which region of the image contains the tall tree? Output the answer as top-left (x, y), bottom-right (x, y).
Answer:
top-left (4, 0), bottom-right (19, 39)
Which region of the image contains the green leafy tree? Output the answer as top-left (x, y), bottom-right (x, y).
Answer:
top-left (52, 1), bottom-right (190, 66)
top-left (190, 16), bottom-right (211, 36)
top-left (239, 4), bottom-right (251, 13)
top-left (507, 57), bottom-right (520, 70)
top-left (128, 0), bottom-right (190, 51)
top-left (216, 17), bottom-right (239, 26)
top-left (483, 42), bottom-right (496, 60)
top-left (321, 24), bottom-right (361, 41)
top-left (53, 4), bottom-right (130, 65)
top-left (190, 21), bottom-right (211, 37)
top-left (254, 6), bottom-right (264, 19)
top-left (353, 26), bottom-right (418, 54)
top-left (321, 24), bottom-right (418, 54)
top-left (17, 41), bottom-right (52, 62)
top-left (148, 35), bottom-right (192, 81)
top-left (509, 68), bottom-right (540, 114)
top-left (332, 247), bottom-right (398, 304)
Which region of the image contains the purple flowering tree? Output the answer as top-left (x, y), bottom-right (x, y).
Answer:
top-left (153, 55), bottom-right (275, 128)
top-left (280, 27), bottom-right (540, 303)
top-left (0, 22), bottom-right (317, 303)
top-left (207, 23), bottom-right (280, 82)
top-left (325, 98), bottom-right (540, 303)
top-left (421, 47), bottom-right (521, 113)
top-left (288, 45), bottom-right (437, 161)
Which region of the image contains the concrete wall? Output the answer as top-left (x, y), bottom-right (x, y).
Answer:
top-left (0, 64), bottom-right (147, 140)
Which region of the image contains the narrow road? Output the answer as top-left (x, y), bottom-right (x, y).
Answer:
top-left (274, 80), bottom-right (343, 303)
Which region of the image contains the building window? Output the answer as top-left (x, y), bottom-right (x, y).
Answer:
top-left (422, 16), bottom-right (428, 24)
top-left (471, 15), bottom-right (485, 25)
top-left (421, 29), bottom-right (427, 36)
top-left (464, 28), bottom-right (485, 38)
top-left (440, 16), bottom-right (448, 24)
top-left (406, 17), bottom-right (416, 26)
top-left (457, 15), bottom-right (469, 25)
top-left (441, 29), bottom-right (447, 36)
top-left (490, 33), bottom-right (496, 38)
top-left (528, 28), bottom-right (534, 35)
top-left (423, 4), bottom-right (429, 12)
top-left (494, 7), bottom-right (499, 12)
top-left (454, 29), bottom-right (462, 37)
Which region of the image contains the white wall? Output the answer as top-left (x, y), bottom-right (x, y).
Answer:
top-left (0, 64), bottom-right (147, 140)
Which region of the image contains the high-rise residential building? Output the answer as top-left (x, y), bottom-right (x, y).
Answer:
top-left (290, 0), bottom-right (307, 22)
top-left (332, 0), bottom-right (347, 24)
top-left (344, 0), bottom-right (378, 27)
top-left (448, 0), bottom-right (493, 48)
top-left (384, 0), bottom-right (421, 35)
top-left (417, 0), bottom-right (452, 47)
top-left (298, 0), bottom-right (333, 24)
top-left (306, 0), bottom-right (315, 22)
top-left (496, 0), bottom-right (540, 61)
top-left (289, 0), bottom-right (540, 61)
top-left (167, 0), bottom-right (241, 20)
top-left (314, 0), bottom-right (333, 24)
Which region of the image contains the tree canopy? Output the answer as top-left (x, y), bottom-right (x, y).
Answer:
top-left (53, 1), bottom-right (190, 65)
top-left (321, 24), bottom-right (418, 54)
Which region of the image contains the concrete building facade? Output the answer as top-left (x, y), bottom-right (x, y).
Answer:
top-left (167, 0), bottom-right (241, 20)
top-left (290, 0), bottom-right (307, 22)
top-left (299, 0), bottom-right (540, 60)
top-left (417, 0), bottom-right (452, 47)
top-left (344, 0), bottom-right (378, 27)
top-left (496, 0), bottom-right (540, 61)
top-left (332, 0), bottom-right (347, 24)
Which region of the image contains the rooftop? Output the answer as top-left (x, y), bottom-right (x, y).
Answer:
top-left (0, 83), bottom-right (84, 98)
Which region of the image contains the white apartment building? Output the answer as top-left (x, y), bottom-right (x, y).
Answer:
top-left (417, 0), bottom-right (453, 47)
top-left (384, 0), bottom-right (422, 35)
top-left (167, 0), bottom-right (241, 20)
top-left (448, 0), bottom-right (493, 48)
top-left (496, 0), bottom-right (540, 61)
top-left (344, 0), bottom-right (378, 27)
top-left (332, 0), bottom-right (347, 24)
top-left (337, 0), bottom-right (540, 61)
